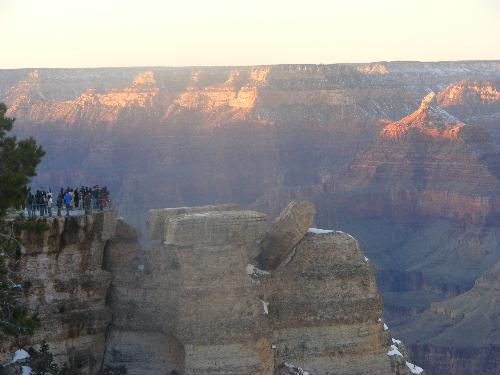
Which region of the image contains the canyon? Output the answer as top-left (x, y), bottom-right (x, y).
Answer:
top-left (2, 204), bottom-right (421, 375)
top-left (1, 61), bottom-right (500, 374)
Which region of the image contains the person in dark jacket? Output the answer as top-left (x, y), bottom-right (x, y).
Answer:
top-left (74, 188), bottom-right (80, 209)
top-left (56, 189), bottom-right (63, 217)
top-left (27, 191), bottom-right (34, 217)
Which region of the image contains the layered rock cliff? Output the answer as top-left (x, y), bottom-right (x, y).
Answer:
top-left (396, 262), bottom-right (500, 375)
top-left (1, 203), bottom-right (423, 374)
top-left (103, 202), bottom-right (421, 375)
top-left (2, 62), bottom-right (500, 374)
top-left (1, 212), bottom-right (116, 374)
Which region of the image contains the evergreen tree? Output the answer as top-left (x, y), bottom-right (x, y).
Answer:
top-left (28, 340), bottom-right (59, 374)
top-left (0, 102), bottom-right (44, 341)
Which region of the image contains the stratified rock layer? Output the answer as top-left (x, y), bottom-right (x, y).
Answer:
top-left (2, 212), bottom-right (117, 374)
top-left (104, 202), bottom-right (419, 375)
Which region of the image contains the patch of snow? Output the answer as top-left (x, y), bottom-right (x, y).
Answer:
top-left (334, 230), bottom-right (355, 239)
top-left (21, 366), bottom-right (32, 375)
top-left (138, 264), bottom-right (144, 271)
top-left (392, 338), bottom-right (402, 345)
top-left (284, 362), bottom-right (310, 375)
top-left (384, 323), bottom-right (389, 331)
top-left (378, 318), bottom-right (382, 322)
top-left (271, 344), bottom-right (276, 349)
top-left (260, 299), bottom-right (269, 315)
top-left (246, 264), bottom-right (270, 280)
top-left (406, 362), bottom-right (424, 374)
top-left (308, 228), bottom-right (333, 234)
top-left (364, 256), bottom-right (369, 262)
top-left (11, 349), bottom-right (30, 363)
top-left (387, 345), bottom-right (403, 357)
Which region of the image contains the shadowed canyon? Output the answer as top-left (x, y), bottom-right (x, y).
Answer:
top-left (1, 61), bottom-right (500, 375)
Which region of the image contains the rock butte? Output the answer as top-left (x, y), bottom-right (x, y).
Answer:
top-left (1, 203), bottom-right (422, 375)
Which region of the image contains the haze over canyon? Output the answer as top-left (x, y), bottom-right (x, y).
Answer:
top-left (1, 60), bottom-right (500, 375)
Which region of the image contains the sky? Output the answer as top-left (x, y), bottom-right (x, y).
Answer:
top-left (1, 0), bottom-right (499, 68)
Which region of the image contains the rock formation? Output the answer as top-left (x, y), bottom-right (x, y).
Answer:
top-left (0, 202), bottom-right (425, 374)
top-left (396, 262), bottom-right (500, 375)
top-left (103, 202), bottom-right (421, 375)
top-left (2, 62), bottom-right (500, 374)
top-left (1, 212), bottom-right (116, 374)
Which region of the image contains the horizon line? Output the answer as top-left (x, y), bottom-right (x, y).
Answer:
top-left (2, 59), bottom-right (500, 71)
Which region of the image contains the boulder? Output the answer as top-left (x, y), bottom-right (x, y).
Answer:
top-left (258, 201), bottom-right (315, 270)
top-left (146, 204), bottom-right (240, 241)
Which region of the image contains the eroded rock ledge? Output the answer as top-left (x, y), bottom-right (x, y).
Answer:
top-left (1, 212), bottom-right (117, 374)
top-left (1, 203), bottom-right (422, 375)
top-left (104, 202), bottom-right (421, 375)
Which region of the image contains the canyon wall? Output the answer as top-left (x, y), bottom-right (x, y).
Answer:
top-left (2, 204), bottom-right (423, 375)
top-left (1, 212), bottom-right (116, 374)
top-left (103, 202), bottom-right (419, 375)
top-left (2, 62), bottom-right (500, 374)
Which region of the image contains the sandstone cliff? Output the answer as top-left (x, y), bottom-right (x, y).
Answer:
top-left (103, 202), bottom-right (421, 375)
top-left (0, 203), bottom-right (424, 375)
top-left (1, 212), bottom-right (117, 374)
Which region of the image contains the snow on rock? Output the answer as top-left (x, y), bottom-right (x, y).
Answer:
top-left (246, 264), bottom-right (270, 280)
top-left (283, 362), bottom-right (310, 375)
top-left (11, 349), bottom-right (30, 363)
top-left (392, 338), bottom-right (402, 345)
top-left (308, 228), bottom-right (333, 234)
top-left (364, 256), bottom-right (369, 262)
top-left (334, 230), bottom-right (355, 239)
top-left (260, 299), bottom-right (269, 315)
top-left (406, 361), bottom-right (424, 374)
top-left (21, 366), bottom-right (32, 375)
top-left (384, 323), bottom-right (389, 331)
top-left (387, 345), bottom-right (403, 357)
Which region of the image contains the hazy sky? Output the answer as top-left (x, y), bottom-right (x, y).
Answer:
top-left (1, 0), bottom-right (499, 68)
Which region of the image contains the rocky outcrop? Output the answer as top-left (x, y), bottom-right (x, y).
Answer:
top-left (103, 202), bottom-right (422, 375)
top-left (258, 201), bottom-right (315, 270)
top-left (146, 204), bottom-right (240, 241)
top-left (1, 212), bottom-right (117, 374)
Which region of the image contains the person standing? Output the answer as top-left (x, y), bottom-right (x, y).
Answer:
top-left (70, 189), bottom-right (75, 209)
top-left (47, 191), bottom-right (53, 217)
top-left (56, 189), bottom-right (63, 217)
top-left (64, 190), bottom-right (72, 217)
top-left (35, 190), bottom-right (41, 216)
top-left (74, 188), bottom-right (80, 210)
top-left (39, 190), bottom-right (46, 217)
top-left (84, 190), bottom-right (92, 215)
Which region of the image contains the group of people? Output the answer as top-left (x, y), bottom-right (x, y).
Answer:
top-left (26, 185), bottom-right (110, 217)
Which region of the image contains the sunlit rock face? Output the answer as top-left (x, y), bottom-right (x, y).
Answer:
top-left (2, 61), bottom-right (500, 374)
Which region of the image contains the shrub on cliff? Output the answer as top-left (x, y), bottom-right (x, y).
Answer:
top-left (0, 102), bottom-right (44, 341)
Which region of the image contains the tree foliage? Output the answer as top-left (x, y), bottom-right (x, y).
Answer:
top-left (0, 102), bottom-right (44, 341)
top-left (0, 102), bottom-right (45, 217)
